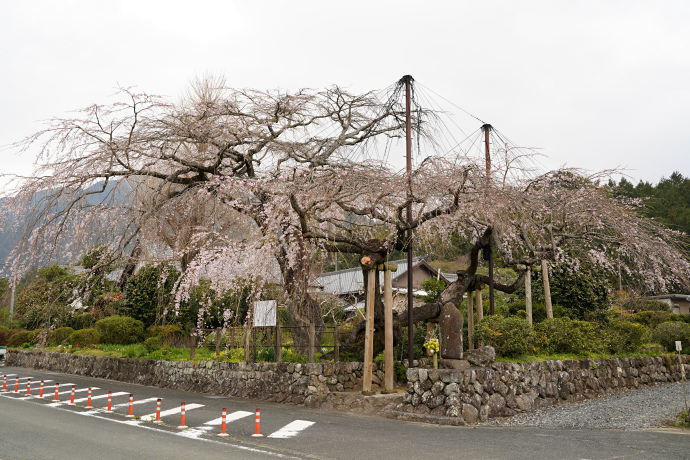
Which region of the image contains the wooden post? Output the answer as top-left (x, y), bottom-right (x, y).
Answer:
top-left (244, 326), bottom-right (251, 363)
top-left (476, 288), bottom-right (484, 323)
top-left (384, 266), bottom-right (394, 392)
top-left (525, 265), bottom-right (533, 326)
top-left (275, 323), bottom-right (282, 363)
top-left (542, 259), bottom-right (553, 319)
top-left (215, 327), bottom-right (222, 358)
top-left (190, 328), bottom-right (196, 361)
top-left (334, 324), bottom-right (340, 363)
top-left (467, 292), bottom-right (474, 350)
top-left (252, 327), bottom-right (257, 362)
top-left (362, 268), bottom-right (376, 394)
top-left (308, 322), bottom-right (315, 363)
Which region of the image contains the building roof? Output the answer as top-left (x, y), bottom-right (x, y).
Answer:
top-left (314, 257), bottom-right (449, 296)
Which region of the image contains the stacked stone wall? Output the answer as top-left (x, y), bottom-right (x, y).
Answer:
top-left (396, 356), bottom-right (690, 424)
top-left (6, 350), bottom-right (387, 407)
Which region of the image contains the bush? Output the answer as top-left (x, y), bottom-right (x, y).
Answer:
top-left (68, 313), bottom-right (96, 330)
top-left (28, 329), bottom-right (49, 346)
top-left (95, 316), bottom-right (144, 345)
top-left (49, 327), bottom-right (75, 346)
top-left (534, 317), bottom-right (600, 355)
top-left (632, 299), bottom-right (671, 312)
top-left (8, 330), bottom-right (31, 347)
top-left (474, 315), bottom-right (535, 357)
top-left (652, 321), bottom-right (690, 352)
top-left (0, 330), bottom-right (6, 346)
top-left (70, 328), bottom-right (100, 347)
top-left (144, 336), bottom-right (163, 352)
top-left (506, 300), bottom-right (568, 323)
top-left (632, 310), bottom-right (673, 328)
top-left (605, 321), bottom-right (647, 354)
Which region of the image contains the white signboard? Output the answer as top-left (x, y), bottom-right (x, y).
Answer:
top-left (676, 341), bottom-right (682, 352)
top-left (254, 300), bottom-right (277, 327)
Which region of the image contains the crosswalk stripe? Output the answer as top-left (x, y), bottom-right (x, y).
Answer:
top-left (51, 391), bottom-right (128, 406)
top-left (141, 403), bottom-right (204, 421)
top-left (203, 410), bottom-right (253, 425)
top-left (268, 420), bottom-right (315, 438)
top-left (111, 397), bottom-right (159, 409)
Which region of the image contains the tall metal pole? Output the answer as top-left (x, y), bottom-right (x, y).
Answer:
top-left (482, 124), bottom-right (495, 315)
top-left (483, 123), bottom-right (492, 177)
top-left (404, 75), bottom-right (414, 367)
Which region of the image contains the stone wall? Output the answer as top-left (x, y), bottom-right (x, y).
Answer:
top-left (393, 355), bottom-right (690, 425)
top-left (6, 350), bottom-right (391, 407)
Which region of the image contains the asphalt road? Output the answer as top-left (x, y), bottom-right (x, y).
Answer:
top-left (1, 365), bottom-right (689, 460)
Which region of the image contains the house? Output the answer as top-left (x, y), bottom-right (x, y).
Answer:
top-left (313, 258), bottom-right (451, 317)
top-left (639, 294), bottom-right (690, 315)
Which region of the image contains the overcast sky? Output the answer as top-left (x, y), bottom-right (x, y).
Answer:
top-left (1, 0), bottom-right (688, 184)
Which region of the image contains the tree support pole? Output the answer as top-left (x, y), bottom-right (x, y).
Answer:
top-left (467, 291), bottom-right (474, 350)
top-left (383, 265), bottom-right (395, 392)
top-left (542, 259), bottom-right (553, 319)
top-left (362, 269), bottom-right (376, 394)
top-left (525, 265), bottom-right (532, 326)
top-left (476, 288), bottom-right (484, 323)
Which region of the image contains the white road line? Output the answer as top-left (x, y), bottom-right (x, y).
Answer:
top-left (56, 387), bottom-right (94, 396)
top-left (111, 397), bottom-right (159, 408)
top-left (141, 403), bottom-right (204, 421)
top-left (268, 420), bottom-right (315, 439)
top-left (177, 429), bottom-right (207, 439)
top-left (203, 410), bottom-right (253, 425)
top-left (50, 391), bottom-right (128, 406)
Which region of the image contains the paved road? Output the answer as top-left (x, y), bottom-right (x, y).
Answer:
top-left (1, 365), bottom-right (689, 459)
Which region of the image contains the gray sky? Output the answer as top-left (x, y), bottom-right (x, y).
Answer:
top-left (1, 0), bottom-right (689, 184)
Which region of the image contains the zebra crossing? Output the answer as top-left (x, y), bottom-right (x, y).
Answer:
top-left (1, 372), bottom-right (315, 440)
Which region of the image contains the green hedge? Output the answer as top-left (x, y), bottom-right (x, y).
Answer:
top-left (652, 321), bottom-right (690, 352)
top-left (534, 317), bottom-right (599, 355)
top-left (474, 315), bottom-right (535, 357)
top-left (95, 316), bottom-right (144, 345)
top-left (70, 328), bottom-right (100, 347)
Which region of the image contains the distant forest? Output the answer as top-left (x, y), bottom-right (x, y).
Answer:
top-left (609, 171), bottom-right (690, 236)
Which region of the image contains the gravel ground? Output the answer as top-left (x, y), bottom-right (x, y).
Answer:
top-left (479, 382), bottom-right (689, 429)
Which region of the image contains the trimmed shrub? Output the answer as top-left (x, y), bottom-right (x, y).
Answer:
top-left (605, 320), bottom-right (647, 354)
top-left (632, 310), bottom-right (673, 328)
top-left (147, 325), bottom-right (182, 345)
top-left (0, 330), bottom-right (6, 346)
top-left (68, 313), bottom-right (96, 331)
top-left (534, 317), bottom-right (599, 355)
top-left (652, 321), bottom-right (690, 352)
top-left (144, 336), bottom-right (163, 352)
top-left (69, 328), bottom-right (100, 347)
top-left (474, 315), bottom-right (535, 357)
top-left (49, 327), bottom-right (75, 346)
top-left (8, 330), bottom-right (31, 347)
top-left (95, 316), bottom-right (144, 345)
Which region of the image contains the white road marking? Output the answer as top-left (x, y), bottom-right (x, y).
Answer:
top-left (141, 403), bottom-right (204, 421)
top-left (50, 391), bottom-right (128, 406)
top-left (177, 429), bottom-right (207, 439)
top-left (203, 410), bottom-right (253, 425)
top-left (111, 397), bottom-right (159, 408)
top-left (268, 420), bottom-right (315, 439)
